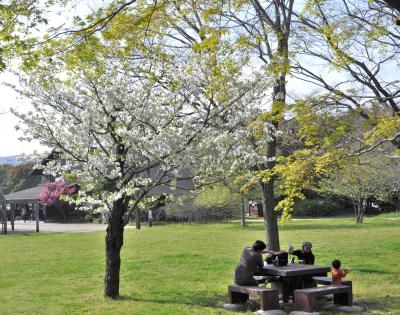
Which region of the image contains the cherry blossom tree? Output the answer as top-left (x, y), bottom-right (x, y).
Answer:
top-left (38, 181), bottom-right (76, 219)
top-left (38, 181), bottom-right (75, 207)
top-left (12, 16), bottom-right (270, 297)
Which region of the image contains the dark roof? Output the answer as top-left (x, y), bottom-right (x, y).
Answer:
top-left (0, 189), bottom-right (4, 201)
top-left (145, 167), bottom-right (195, 196)
top-left (4, 185), bottom-right (43, 204)
top-left (28, 148), bottom-right (196, 197)
top-left (29, 150), bottom-right (60, 176)
top-left (148, 176), bottom-right (195, 195)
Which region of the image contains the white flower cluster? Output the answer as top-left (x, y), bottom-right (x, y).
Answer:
top-left (13, 42), bottom-right (277, 215)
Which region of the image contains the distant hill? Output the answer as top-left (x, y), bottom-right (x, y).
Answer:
top-left (0, 155), bottom-right (26, 165)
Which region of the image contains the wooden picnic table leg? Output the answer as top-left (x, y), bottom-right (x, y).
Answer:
top-left (259, 290), bottom-right (279, 310)
top-left (271, 278), bottom-right (291, 303)
top-left (334, 290), bottom-right (352, 306)
top-left (228, 286), bottom-right (248, 304)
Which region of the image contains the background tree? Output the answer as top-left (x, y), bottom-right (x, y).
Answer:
top-left (257, 0), bottom-right (400, 222)
top-left (201, 0), bottom-right (297, 251)
top-left (317, 153), bottom-right (399, 223)
top-left (38, 181), bottom-right (76, 219)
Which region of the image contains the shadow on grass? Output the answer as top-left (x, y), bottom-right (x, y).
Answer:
top-left (116, 293), bottom-right (400, 313)
top-left (359, 295), bottom-right (400, 314)
top-left (117, 292), bottom-right (227, 308)
top-left (230, 223), bottom-right (363, 232)
top-left (0, 231), bottom-right (38, 236)
top-left (355, 267), bottom-right (397, 275)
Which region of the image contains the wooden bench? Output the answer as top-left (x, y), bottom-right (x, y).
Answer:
top-left (312, 276), bottom-right (353, 303)
top-left (294, 285), bottom-right (352, 312)
top-left (228, 285), bottom-right (279, 311)
top-left (312, 276), bottom-right (352, 287)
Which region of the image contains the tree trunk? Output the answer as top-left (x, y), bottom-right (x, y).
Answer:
top-left (104, 198), bottom-right (126, 299)
top-left (1, 201), bottom-right (6, 235)
top-left (35, 203), bottom-right (40, 232)
top-left (359, 210), bottom-right (365, 223)
top-left (135, 207), bottom-right (141, 230)
top-left (11, 204), bottom-right (15, 231)
top-left (43, 204), bottom-right (47, 222)
top-left (258, 70), bottom-right (284, 251)
top-left (241, 196), bottom-right (246, 227)
top-left (260, 181), bottom-right (280, 251)
top-left (356, 200), bottom-right (366, 224)
top-left (246, 1), bottom-right (291, 252)
top-left (148, 209), bottom-right (153, 227)
top-left (58, 205), bottom-right (67, 219)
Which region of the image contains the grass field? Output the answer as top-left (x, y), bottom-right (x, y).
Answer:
top-left (0, 214), bottom-right (399, 314)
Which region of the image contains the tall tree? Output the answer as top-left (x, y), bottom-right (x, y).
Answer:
top-left (223, 0), bottom-right (295, 250)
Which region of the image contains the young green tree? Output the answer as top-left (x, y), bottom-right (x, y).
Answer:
top-left (212, 0), bottom-right (297, 251)
top-left (318, 154), bottom-right (400, 223)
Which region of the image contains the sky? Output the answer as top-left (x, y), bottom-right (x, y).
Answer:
top-left (0, 1), bottom-right (90, 157)
top-left (0, 71), bottom-right (47, 156)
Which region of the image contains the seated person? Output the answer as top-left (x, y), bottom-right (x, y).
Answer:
top-left (331, 259), bottom-right (349, 285)
top-left (290, 241), bottom-right (315, 264)
top-left (234, 240), bottom-right (267, 286)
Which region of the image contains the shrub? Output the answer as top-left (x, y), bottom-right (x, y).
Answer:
top-left (84, 214), bottom-right (93, 222)
top-left (292, 198), bottom-right (341, 217)
top-left (162, 185), bottom-right (242, 222)
top-left (165, 202), bottom-right (238, 222)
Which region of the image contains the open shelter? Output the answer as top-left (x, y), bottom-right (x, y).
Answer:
top-left (3, 185), bottom-right (43, 233)
top-left (1, 190), bottom-right (6, 234)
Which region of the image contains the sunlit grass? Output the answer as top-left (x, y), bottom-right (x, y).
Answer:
top-left (0, 214), bottom-right (399, 314)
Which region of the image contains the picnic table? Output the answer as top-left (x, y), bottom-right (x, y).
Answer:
top-left (262, 263), bottom-right (330, 302)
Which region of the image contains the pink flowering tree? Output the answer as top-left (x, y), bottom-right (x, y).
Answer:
top-left (39, 182), bottom-right (76, 218)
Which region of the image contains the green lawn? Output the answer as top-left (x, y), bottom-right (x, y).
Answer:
top-left (0, 214), bottom-right (399, 314)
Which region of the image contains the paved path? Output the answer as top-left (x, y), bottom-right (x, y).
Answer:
top-left (3, 221), bottom-right (113, 233)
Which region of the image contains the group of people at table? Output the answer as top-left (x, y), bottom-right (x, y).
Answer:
top-left (234, 240), bottom-right (349, 288)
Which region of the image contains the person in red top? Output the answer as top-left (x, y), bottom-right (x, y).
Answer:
top-left (331, 259), bottom-right (349, 285)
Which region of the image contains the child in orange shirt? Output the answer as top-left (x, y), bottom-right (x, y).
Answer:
top-left (331, 259), bottom-right (349, 285)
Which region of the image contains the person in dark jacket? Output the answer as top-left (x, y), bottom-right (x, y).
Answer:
top-left (234, 240), bottom-right (266, 286)
top-left (290, 241), bottom-right (315, 265)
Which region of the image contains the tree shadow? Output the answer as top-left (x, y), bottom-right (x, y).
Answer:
top-left (0, 231), bottom-right (38, 236)
top-left (354, 267), bottom-right (396, 275)
top-left (358, 295), bottom-right (400, 314)
top-left (230, 223), bottom-right (362, 232)
top-left (116, 291), bottom-right (227, 308)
